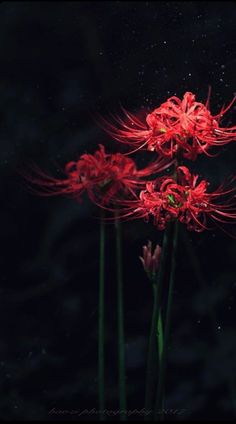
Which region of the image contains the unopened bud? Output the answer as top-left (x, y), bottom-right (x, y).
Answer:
top-left (139, 240), bottom-right (161, 280)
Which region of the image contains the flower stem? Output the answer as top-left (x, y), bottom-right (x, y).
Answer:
top-left (98, 210), bottom-right (106, 421)
top-left (144, 282), bottom-right (159, 421)
top-left (154, 221), bottom-right (179, 421)
top-left (157, 312), bottom-right (164, 363)
top-left (144, 223), bottom-right (174, 421)
top-left (115, 213), bottom-right (127, 421)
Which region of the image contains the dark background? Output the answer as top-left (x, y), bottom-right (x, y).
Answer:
top-left (0, 1), bottom-right (236, 421)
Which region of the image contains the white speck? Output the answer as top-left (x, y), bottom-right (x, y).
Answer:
top-left (99, 51), bottom-right (103, 56)
top-left (163, 41), bottom-right (167, 44)
top-left (197, 320), bottom-right (201, 324)
top-left (217, 325), bottom-right (221, 331)
top-left (188, 73), bottom-right (192, 77)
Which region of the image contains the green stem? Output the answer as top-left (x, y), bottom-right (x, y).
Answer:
top-left (144, 223), bottom-right (174, 421)
top-left (115, 214), bottom-right (127, 421)
top-left (157, 312), bottom-right (164, 363)
top-left (98, 210), bottom-right (106, 421)
top-left (144, 282), bottom-right (159, 421)
top-left (154, 221), bottom-right (179, 421)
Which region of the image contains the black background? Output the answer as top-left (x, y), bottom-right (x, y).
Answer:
top-left (0, 1), bottom-right (236, 421)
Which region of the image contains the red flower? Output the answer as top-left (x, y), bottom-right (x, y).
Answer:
top-left (117, 166), bottom-right (236, 233)
top-left (177, 166), bottom-right (236, 233)
top-left (104, 91), bottom-right (236, 160)
top-left (119, 176), bottom-right (185, 230)
top-left (24, 144), bottom-right (172, 206)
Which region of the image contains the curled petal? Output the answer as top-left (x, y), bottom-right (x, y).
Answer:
top-left (116, 167), bottom-right (236, 236)
top-left (102, 92), bottom-right (236, 160)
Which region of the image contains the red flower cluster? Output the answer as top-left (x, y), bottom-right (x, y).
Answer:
top-left (118, 166), bottom-right (236, 233)
top-left (105, 91), bottom-right (236, 160)
top-left (26, 144), bottom-right (171, 206)
top-left (26, 90), bottom-right (236, 236)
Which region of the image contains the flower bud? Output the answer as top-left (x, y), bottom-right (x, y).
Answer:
top-left (140, 241), bottom-right (161, 280)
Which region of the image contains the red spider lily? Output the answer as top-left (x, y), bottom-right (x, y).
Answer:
top-left (104, 91), bottom-right (236, 160)
top-left (139, 241), bottom-right (161, 279)
top-left (116, 166), bottom-right (236, 233)
top-left (177, 166), bottom-right (236, 233)
top-left (24, 144), bottom-right (173, 206)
